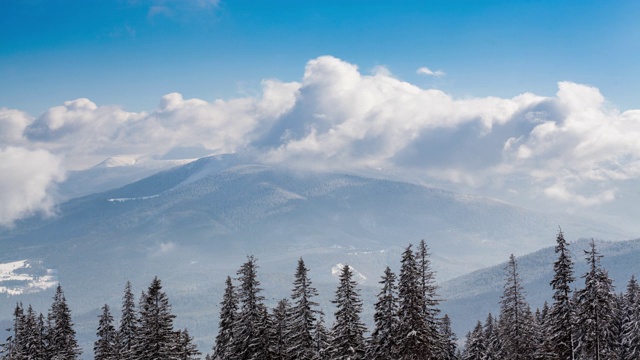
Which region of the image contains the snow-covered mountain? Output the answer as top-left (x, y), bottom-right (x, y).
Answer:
top-left (0, 155), bottom-right (633, 355)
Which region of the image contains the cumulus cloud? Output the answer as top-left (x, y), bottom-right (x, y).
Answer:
top-left (5, 55), bottom-right (640, 227)
top-left (0, 147), bottom-right (65, 226)
top-left (417, 66), bottom-right (446, 77)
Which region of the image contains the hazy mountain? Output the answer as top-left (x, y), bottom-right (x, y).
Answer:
top-left (0, 155), bottom-right (633, 356)
top-left (440, 237), bottom-right (640, 339)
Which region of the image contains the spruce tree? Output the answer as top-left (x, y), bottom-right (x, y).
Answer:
top-left (176, 329), bottom-right (201, 360)
top-left (312, 312), bottom-right (331, 360)
top-left (621, 275), bottom-right (640, 360)
top-left (483, 313), bottom-right (500, 360)
top-left (576, 240), bottom-right (616, 360)
top-left (118, 281), bottom-right (138, 360)
top-left (287, 258), bottom-right (319, 360)
top-left (330, 264), bottom-right (366, 360)
top-left (230, 255), bottom-right (270, 360)
top-left (47, 284), bottom-right (82, 360)
top-left (134, 277), bottom-right (178, 360)
top-left (213, 276), bottom-right (238, 360)
top-left (415, 239), bottom-right (444, 357)
top-left (367, 266), bottom-right (399, 360)
top-left (463, 321), bottom-right (485, 360)
top-left (498, 254), bottom-right (535, 360)
top-left (22, 305), bottom-right (45, 360)
top-left (270, 299), bottom-right (292, 360)
top-left (548, 229), bottom-right (576, 360)
top-left (396, 244), bottom-right (432, 359)
top-left (94, 304), bottom-right (118, 360)
top-left (6, 302), bottom-right (25, 359)
top-left (440, 314), bottom-right (458, 360)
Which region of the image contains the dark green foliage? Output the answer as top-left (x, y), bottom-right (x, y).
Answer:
top-left (213, 276), bottom-right (238, 360)
top-left (367, 266), bottom-right (399, 360)
top-left (134, 277), bottom-right (178, 360)
top-left (47, 284), bottom-right (82, 360)
top-left (330, 265), bottom-right (366, 360)
top-left (287, 258), bottom-right (319, 360)
top-left (94, 304), bottom-right (118, 360)
top-left (118, 281), bottom-right (138, 360)
top-left (548, 229), bottom-right (576, 360)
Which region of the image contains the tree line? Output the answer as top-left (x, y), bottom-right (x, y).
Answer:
top-left (2, 232), bottom-right (639, 359)
top-left (461, 230), bottom-right (640, 360)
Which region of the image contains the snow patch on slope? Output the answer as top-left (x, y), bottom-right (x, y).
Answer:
top-left (331, 263), bottom-right (367, 284)
top-left (108, 194), bottom-right (160, 203)
top-left (0, 260), bottom-right (57, 295)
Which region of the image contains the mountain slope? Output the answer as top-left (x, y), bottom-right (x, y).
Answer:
top-left (0, 155), bottom-right (632, 355)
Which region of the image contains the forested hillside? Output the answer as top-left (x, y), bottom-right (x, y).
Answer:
top-left (3, 233), bottom-right (639, 360)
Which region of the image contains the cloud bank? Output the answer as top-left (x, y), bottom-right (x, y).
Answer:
top-left (2, 55), bottom-right (640, 225)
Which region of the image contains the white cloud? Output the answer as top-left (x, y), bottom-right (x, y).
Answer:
top-left (417, 66), bottom-right (446, 77)
top-left (0, 108), bottom-right (32, 145)
top-left (5, 55), bottom-right (640, 226)
top-left (0, 147), bottom-right (65, 226)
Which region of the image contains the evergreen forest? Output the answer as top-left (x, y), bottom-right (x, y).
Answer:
top-left (2, 233), bottom-right (639, 360)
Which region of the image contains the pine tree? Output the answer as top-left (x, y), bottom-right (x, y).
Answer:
top-left (396, 244), bottom-right (433, 359)
top-left (534, 302), bottom-right (555, 360)
top-left (576, 239), bottom-right (616, 360)
top-left (7, 302), bottom-right (25, 359)
top-left (230, 255), bottom-right (270, 360)
top-left (415, 239), bottom-right (444, 358)
top-left (367, 266), bottom-right (399, 360)
top-left (176, 329), bottom-right (201, 360)
top-left (548, 229), bottom-right (576, 360)
top-left (498, 254), bottom-right (535, 360)
top-left (621, 275), bottom-right (640, 360)
top-left (118, 281), bottom-right (138, 360)
top-left (213, 276), bottom-right (238, 360)
top-left (330, 264), bottom-right (366, 360)
top-left (463, 321), bottom-right (485, 360)
top-left (47, 284), bottom-right (82, 360)
top-left (94, 304), bottom-right (118, 360)
top-left (270, 299), bottom-right (291, 360)
top-left (483, 313), bottom-right (500, 360)
top-left (134, 277), bottom-right (178, 360)
top-left (21, 305), bottom-right (45, 360)
top-left (312, 312), bottom-right (331, 360)
top-left (440, 314), bottom-right (458, 360)
top-left (287, 258), bottom-right (319, 360)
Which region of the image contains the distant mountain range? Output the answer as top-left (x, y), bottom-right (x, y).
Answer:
top-left (0, 155), bottom-right (635, 356)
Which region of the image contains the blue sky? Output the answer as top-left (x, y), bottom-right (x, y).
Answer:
top-left (2, 0), bottom-right (638, 115)
top-left (2, 0), bottom-right (640, 230)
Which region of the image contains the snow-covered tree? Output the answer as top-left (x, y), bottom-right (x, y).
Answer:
top-left (213, 276), bottom-right (238, 360)
top-left (548, 229), bottom-right (576, 360)
top-left (134, 277), bottom-right (178, 360)
top-left (483, 313), bottom-right (500, 360)
top-left (621, 275), bottom-right (640, 360)
top-left (498, 254), bottom-right (535, 360)
top-left (270, 299), bottom-right (291, 360)
top-left (367, 266), bottom-right (399, 360)
top-left (440, 314), bottom-right (458, 360)
top-left (230, 255), bottom-right (270, 360)
top-left (575, 239), bottom-right (616, 360)
top-left (94, 304), bottom-right (118, 360)
top-left (396, 244), bottom-right (434, 359)
top-left (463, 321), bottom-right (485, 360)
top-left (416, 239), bottom-right (447, 358)
top-left (118, 281), bottom-right (138, 360)
top-left (176, 329), bottom-right (201, 360)
top-left (312, 313), bottom-right (331, 360)
top-left (287, 258), bottom-right (319, 360)
top-left (330, 264), bottom-right (366, 360)
top-left (47, 284), bottom-right (82, 360)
